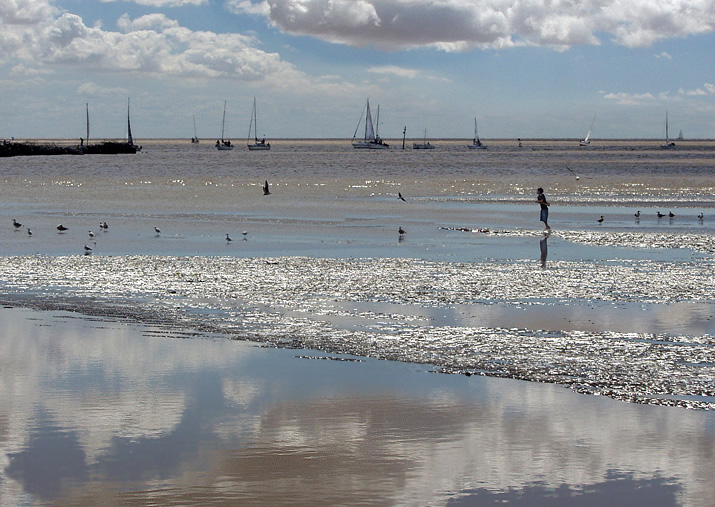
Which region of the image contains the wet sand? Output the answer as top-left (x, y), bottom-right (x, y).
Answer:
top-left (1, 306), bottom-right (714, 506)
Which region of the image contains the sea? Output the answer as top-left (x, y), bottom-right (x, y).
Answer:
top-left (1, 138), bottom-right (715, 505)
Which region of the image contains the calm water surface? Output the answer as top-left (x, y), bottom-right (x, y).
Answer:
top-left (1, 306), bottom-right (714, 506)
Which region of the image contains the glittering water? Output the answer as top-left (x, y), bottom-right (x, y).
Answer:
top-left (2, 139), bottom-right (715, 409)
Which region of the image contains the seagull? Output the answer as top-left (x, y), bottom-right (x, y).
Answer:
top-left (12, 218), bottom-right (22, 229)
top-left (242, 231), bottom-right (248, 237)
top-left (698, 213), bottom-right (704, 220)
top-left (263, 180), bottom-right (270, 195)
top-left (154, 226), bottom-right (161, 234)
top-left (597, 216), bottom-right (604, 223)
top-left (88, 230), bottom-right (95, 238)
top-left (100, 221), bottom-right (109, 230)
top-left (669, 211), bottom-right (675, 218)
top-left (84, 244), bottom-right (93, 252)
top-left (657, 211), bottom-right (665, 218)
top-left (27, 227), bottom-right (32, 236)
top-left (398, 192), bottom-right (406, 202)
top-left (634, 211), bottom-right (640, 218)
top-left (57, 224), bottom-right (68, 232)
top-left (226, 233), bottom-right (233, 242)
top-left (398, 226), bottom-right (406, 235)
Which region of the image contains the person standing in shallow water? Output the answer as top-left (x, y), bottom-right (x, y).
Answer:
top-left (537, 187), bottom-right (550, 230)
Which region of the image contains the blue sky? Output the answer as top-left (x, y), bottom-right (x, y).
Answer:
top-left (1, 0), bottom-right (714, 139)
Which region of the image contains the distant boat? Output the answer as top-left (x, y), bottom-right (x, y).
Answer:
top-left (216, 101), bottom-right (233, 151)
top-left (661, 111), bottom-right (676, 149)
top-left (352, 99), bottom-right (389, 149)
top-left (191, 115), bottom-right (199, 144)
top-left (413, 129), bottom-right (434, 149)
top-left (678, 129), bottom-right (684, 140)
top-left (247, 97), bottom-right (270, 151)
top-left (81, 100), bottom-right (140, 154)
top-left (579, 114), bottom-right (595, 146)
top-left (467, 117), bottom-right (487, 150)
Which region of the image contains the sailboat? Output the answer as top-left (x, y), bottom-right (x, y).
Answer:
top-left (216, 101), bottom-right (233, 150)
top-left (81, 100), bottom-right (139, 154)
top-left (467, 117), bottom-right (487, 150)
top-left (191, 115), bottom-right (199, 144)
top-left (413, 129), bottom-right (434, 149)
top-left (579, 114), bottom-right (595, 146)
top-left (678, 130), bottom-right (684, 140)
top-left (352, 99), bottom-right (389, 149)
top-left (247, 97), bottom-right (270, 150)
top-left (661, 111), bottom-right (676, 149)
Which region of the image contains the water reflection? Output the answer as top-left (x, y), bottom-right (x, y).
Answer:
top-left (540, 231), bottom-right (549, 268)
top-left (1, 307), bottom-right (714, 506)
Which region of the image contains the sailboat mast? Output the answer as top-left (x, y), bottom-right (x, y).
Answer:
top-left (221, 101), bottom-right (227, 141)
top-left (86, 103), bottom-right (90, 144)
top-left (193, 115), bottom-right (198, 138)
top-left (364, 100), bottom-right (371, 141)
top-left (665, 111), bottom-right (669, 142)
top-left (376, 105), bottom-right (380, 138)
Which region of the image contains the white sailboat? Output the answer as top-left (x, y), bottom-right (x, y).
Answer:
top-left (413, 129), bottom-right (434, 149)
top-left (467, 117), bottom-right (487, 150)
top-left (579, 114), bottom-right (595, 146)
top-left (352, 99), bottom-right (389, 149)
top-left (247, 97), bottom-right (270, 151)
top-left (191, 115), bottom-right (199, 144)
top-left (678, 129), bottom-right (684, 140)
top-left (216, 101), bottom-right (233, 150)
top-left (661, 111), bottom-right (675, 149)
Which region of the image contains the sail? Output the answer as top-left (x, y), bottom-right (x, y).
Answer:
top-left (364, 101), bottom-right (376, 141)
top-left (85, 103), bottom-right (90, 144)
top-left (127, 98), bottom-right (134, 146)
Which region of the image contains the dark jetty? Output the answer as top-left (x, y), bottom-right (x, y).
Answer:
top-left (1, 140), bottom-right (139, 157)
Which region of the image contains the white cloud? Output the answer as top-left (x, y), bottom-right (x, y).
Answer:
top-left (602, 92), bottom-right (656, 105)
top-left (0, 0), bottom-right (306, 83)
top-left (680, 83), bottom-right (715, 96)
top-left (655, 52), bottom-right (672, 59)
top-left (229, 0), bottom-right (715, 51)
top-left (99, 0), bottom-right (207, 6)
top-left (368, 65), bottom-right (419, 79)
top-left (77, 81), bottom-right (130, 97)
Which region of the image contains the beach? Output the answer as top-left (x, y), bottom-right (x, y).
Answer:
top-left (1, 139), bottom-right (715, 504)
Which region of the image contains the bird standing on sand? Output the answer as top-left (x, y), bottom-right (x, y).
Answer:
top-left (88, 230), bottom-right (95, 238)
top-left (100, 221), bottom-right (109, 230)
top-left (657, 211), bottom-right (665, 218)
top-left (84, 244), bottom-right (92, 252)
top-left (263, 180), bottom-right (270, 195)
top-left (242, 231), bottom-right (248, 239)
top-left (154, 226), bottom-right (161, 234)
top-left (12, 219), bottom-right (22, 229)
top-left (399, 226), bottom-right (406, 235)
top-left (27, 228), bottom-right (32, 236)
top-left (226, 233), bottom-right (233, 242)
top-left (398, 192), bottom-right (406, 202)
top-left (634, 211), bottom-right (640, 218)
top-left (698, 213), bottom-right (704, 220)
top-left (57, 224), bottom-right (68, 232)
top-left (597, 216), bottom-right (604, 223)
top-left (669, 211), bottom-right (675, 218)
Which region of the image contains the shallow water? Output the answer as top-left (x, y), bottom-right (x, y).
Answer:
top-left (1, 306), bottom-right (714, 506)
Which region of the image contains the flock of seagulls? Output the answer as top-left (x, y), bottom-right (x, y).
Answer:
top-left (10, 182), bottom-right (708, 251)
top-left (595, 210), bottom-right (706, 223)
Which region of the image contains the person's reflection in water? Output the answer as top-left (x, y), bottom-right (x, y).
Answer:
top-left (540, 232), bottom-right (549, 268)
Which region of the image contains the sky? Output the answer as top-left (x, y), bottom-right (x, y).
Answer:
top-left (1, 0), bottom-right (714, 140)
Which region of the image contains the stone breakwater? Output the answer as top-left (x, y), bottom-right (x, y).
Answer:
top-left (1, 250), bottom-right (714, 410)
